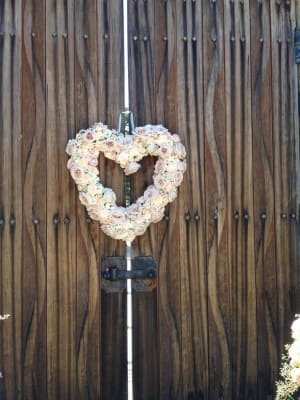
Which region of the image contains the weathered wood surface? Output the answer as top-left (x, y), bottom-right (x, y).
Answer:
top-left (0, 1), bottom-right (299, 400)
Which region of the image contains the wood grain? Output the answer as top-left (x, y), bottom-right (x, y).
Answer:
top-left (46, 1), bottom-right (77, 399)
top-left (97, 2), bottom-right (127, 400)
top-left (176, 0), bottom-right (208, 397)
top-left (270, 0), bottom-right (295, 357)
top-left (0, 1), bottom-right (298, 399)
top-left (0, 1), bottom-right (22, 399)
top-left (249, 1), bottom-right (277, 398)
top-left (22, 0), bottom-right (47, 399)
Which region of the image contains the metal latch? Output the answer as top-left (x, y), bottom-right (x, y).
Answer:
top-left (101, 256), bottom-right (157, 293)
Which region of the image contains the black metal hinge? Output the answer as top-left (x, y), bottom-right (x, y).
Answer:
top-left (101, 256), bottom-right (157, 293)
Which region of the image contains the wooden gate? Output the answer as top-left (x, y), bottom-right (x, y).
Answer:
top-left (0, 1), bottom-right (299, 399)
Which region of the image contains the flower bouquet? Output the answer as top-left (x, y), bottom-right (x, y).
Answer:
top-left (276, 316), bottom-right (300, 399)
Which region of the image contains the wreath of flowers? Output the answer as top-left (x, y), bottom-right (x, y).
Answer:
top-left (66, 122), bottom-right (186, 242)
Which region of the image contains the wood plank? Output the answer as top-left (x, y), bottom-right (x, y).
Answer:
top-left (127, 1), bottom-right (159, 399)
top-left (97, 1), bottom-right (127, 399)
top-left (0, 1), bottom-right (22, 399)
top-left (249, 1), bottom-right (278, 398)
top-left (270, 0), bottom-right (294, 355)
top-left (22, 0), bottom-right (47, 399)
top-left (175, 0), bottom-right (208, 397)
top-left (46, 1), bottom-right (77, 399)
top-left (202, 1), bottom-right (231, 398)
top-left (73, 1), bottom-right (104, 399)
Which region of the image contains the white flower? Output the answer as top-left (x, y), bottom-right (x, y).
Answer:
top-left (291, 318), bottom-right (300, 340)
top-left (289, 341), bottom-right (300, 365)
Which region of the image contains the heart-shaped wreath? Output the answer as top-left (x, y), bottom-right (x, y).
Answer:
top-left (66, 123), bottom-right (186, 242)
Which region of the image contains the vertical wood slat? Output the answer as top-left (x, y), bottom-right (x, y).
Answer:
top-left (98, 1), bottom-right (127, 400)
top-left (74, 1), bottom-right (101, 399)
top-left (176, 0), bottom-right (208, 397)
top-left (202, 1), bottom-right (232, 398)
top-left (0, 1), bottom-right (22, 399)
top-left (46, 0), bottom-right (77, 399)
top-left (22, 0), bottom-right (47, 399)
top-left (249, 1), bottom-right (278, 398)
top-left (127, 2), bottom-right (159, 400)
top-left (270, 0), bottom-right (296, 356)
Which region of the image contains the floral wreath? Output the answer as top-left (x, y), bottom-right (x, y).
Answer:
top-left (66, 122), bottom-right (186, 242)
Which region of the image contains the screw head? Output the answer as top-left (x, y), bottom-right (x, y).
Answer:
top-left (260, 212), bottom-right (266, 220)
top-left (64, 217), bottom-right (70, 224)
top-left (194, 214), bottom-right (200, 221)
top-left (33, 218), bottom-right (39, 225)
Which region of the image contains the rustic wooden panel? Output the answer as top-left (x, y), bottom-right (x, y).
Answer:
top-left (127, 2), bottom-right (159, 400)
top-left (270, 0), bottom-right (297, 356)
top-left (249, 1), bottom-right (278, 398)
top-left (46, 1), bottom-right (77, 399)
top-left (0, 1), bottom-right (22, 399)
top-left (22, 0), bottom-right (47, 399)
top-left (129, 1), bottom-right (183, 399)
top-left (97, 2), bottom-right (127, 400)
top-left (202, 1), bottom-right (232, 398)
top-left (175, 1), bottom-right (208, 397)
top-left (0, 1), bottom-right (299, 399)
top-left (73, 1), bottom-right (103, 399)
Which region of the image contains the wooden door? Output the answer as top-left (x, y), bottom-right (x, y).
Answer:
top-left (0, 1), bottom-right (299, 399)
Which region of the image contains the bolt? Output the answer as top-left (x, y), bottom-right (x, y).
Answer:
top-left (164, 214), bottom-right (169, 221)
top-left (10, 218), bottom-right (16, 225)
top-left (64, 217), bottom-right (70, 224)
top-left (234, 211), bottom-right (239, 220)
top-left (0, 219), bottom-right (4, 225)
top-left (182, 36), bottom-right (187, 42)
top-left (52, 32), bottom-right (57, 38)
top-left (83, 34), bottom-right (88, 39)
top-left (281, 213), bottom-right (287, 219)
top-left (103, 33), bottom-right (109, 39)
top-left (133, 35), bottom-right (138, 41)
top-left (53, 216), bottom-right (60, 224)
top-left (290, 212), bottom-right (296, 220)
top-left (260, 212), bottom-right (266, 220)
top-left (31, 32), bottom-right (36, 37)
top-left (194, 214), bottom-right (200, 221)
top-left (185, 213), bottom-right (191, 221)
top-left (62, 33), bottom-right (68, 38)
top-left (86, 217), bottom-right (92, 224)
top-left (163, 36), bottom-right (168, 41)
top-left (244, 213), bottom-right (249, 220)
top-left (33, 218), bottom-right (39, 225)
